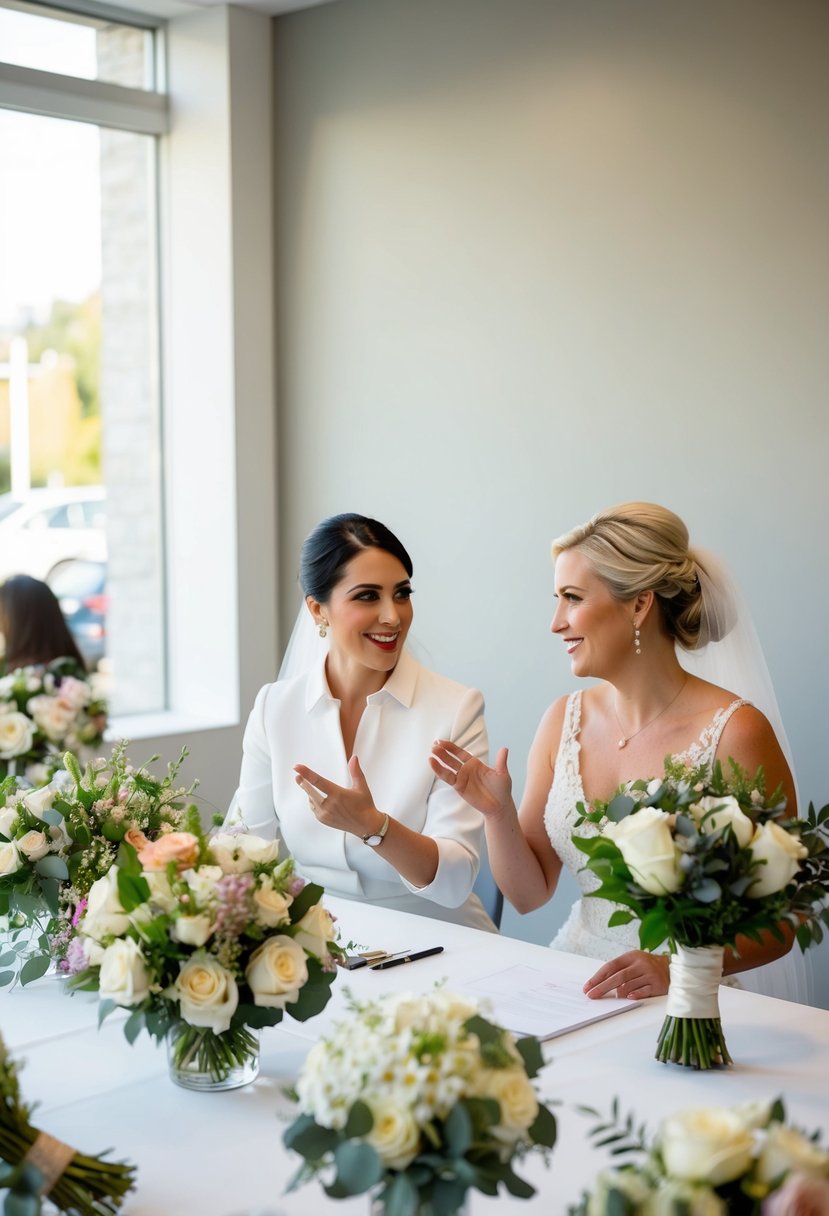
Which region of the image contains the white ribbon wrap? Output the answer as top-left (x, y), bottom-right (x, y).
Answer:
top-left (665, 944), bottom-right (724, 1019)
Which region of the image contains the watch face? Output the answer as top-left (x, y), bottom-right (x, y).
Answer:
top-left (364, 832), bottom-right (382, 846)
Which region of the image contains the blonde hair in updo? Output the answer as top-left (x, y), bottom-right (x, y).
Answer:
top-left (552, 502), bottom-right (709, 650)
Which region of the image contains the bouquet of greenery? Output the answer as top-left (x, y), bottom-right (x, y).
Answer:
top-left (68, 819), bottom-right (340, 1089)
top-left (284, 988), bottom-right (557, 1216)
top-left (569, 1095), bottom-right (829, 1215)
top-left (0, 659), bottom-right (107, 784)
top-left (0, 1032), bottom-right (135, 1215)
top-left (0, 743), bottom-right (193, 989)
top-left (573, 759), bottom-right (829, 1068)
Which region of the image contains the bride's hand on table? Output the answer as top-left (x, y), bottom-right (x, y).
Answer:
top-left (429, 740), bottom-right (513, 818)
top-left (583, 950), bottom-right (670, 1001)
top-left (295, 757), bottom-right (382, 839)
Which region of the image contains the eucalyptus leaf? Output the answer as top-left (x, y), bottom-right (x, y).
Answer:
top-left (39, 808), bottom-right (65, 826)
top-left (332, 1141), bottom-right (382, 1195)
top-left (606, 794), bottom-right (637, 822)
top-left (690, 878), bottom-right (722, 904)
top-left (514, 1034), bottom-right (544, 1079)
top-left (444, 1099), bottom-right (473, 1156)
top-left (20, 954), bottom-right (51, 985)
top-left (344, 1099), bottom-right (374, 1138)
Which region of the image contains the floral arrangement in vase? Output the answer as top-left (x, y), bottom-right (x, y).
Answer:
top-left (0, 659), bottom-right (107, 784)
top-left (568, 1095), bottom-right (829, 1214)
top-left (68, 820), bottom-right (340, 1090)
top-left (0, 1031), bottom-right (135, 1215)
top-left (0, 743), bottom-right (193, 988)
top-left (284, 988), bottom-right (557, 1215)
top-left (573, 759), bottom-right (829, 1069)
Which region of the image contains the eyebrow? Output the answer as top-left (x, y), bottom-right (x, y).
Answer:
top-left (346, 580), bottom-right (412, 594)
top-left (556, 584), bottom-right (587, 594)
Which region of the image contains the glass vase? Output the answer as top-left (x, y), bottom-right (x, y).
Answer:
top-left (370, 1196), bottom-right (468, 1216)
top-left (655, 944), bottom-right (732, 1069)
top-left (166, 1023), bottom-right (260, 1091)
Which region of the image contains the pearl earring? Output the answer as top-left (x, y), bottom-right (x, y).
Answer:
top-left (319, 621), bottom-right (328, 638)
top-left (634, 624), bottom-right (641, 655)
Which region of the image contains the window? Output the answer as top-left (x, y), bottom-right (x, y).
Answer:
top-left (0, 1), bottom-right (168, 716)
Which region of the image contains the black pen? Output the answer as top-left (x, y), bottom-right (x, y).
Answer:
top-left (371, 946), bottom-right (444, 970)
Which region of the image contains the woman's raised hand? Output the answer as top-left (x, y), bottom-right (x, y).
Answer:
top-left (294, 756), bottom-right (381, 839)
top-left (429, 740), bottom-right (513, 818)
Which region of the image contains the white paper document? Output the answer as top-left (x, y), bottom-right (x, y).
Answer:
top-left (460, 964), bottom-right (639, 1040)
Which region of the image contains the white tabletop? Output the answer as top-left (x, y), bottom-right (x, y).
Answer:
top-left (3, 898), bottom-right (828, 1215)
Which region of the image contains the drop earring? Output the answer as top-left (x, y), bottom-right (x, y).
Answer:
top-left (318, 621), bottom-right (328, 638)
top-left (634, 624), bottom-right (641, 655)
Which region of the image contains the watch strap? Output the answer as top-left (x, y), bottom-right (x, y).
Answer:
top-left (362, 812), bottom-right (390, 846)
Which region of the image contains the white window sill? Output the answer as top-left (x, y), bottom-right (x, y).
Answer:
top-left (107, 710), bottom-right (238, 742)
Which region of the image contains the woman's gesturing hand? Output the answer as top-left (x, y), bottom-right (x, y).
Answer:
top-left (583, 950), bottom-right (670, 1000)
top-left (429, 740), bottom-right (513, 818)
top-left (294, 756), bottom-right (382, 839)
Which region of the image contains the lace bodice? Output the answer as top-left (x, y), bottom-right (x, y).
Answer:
top-left (544, 689), bottom-right (747, 960)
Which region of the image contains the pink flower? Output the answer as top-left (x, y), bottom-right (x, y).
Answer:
top-left (124, 827), bottom-right (151, 852)
top-left (288, 876), bottom-right (306, 897)
top-left (71, 898), bottom-right (88, 928)
top-left (138, 831), bottom-right (200, 873)
top-left (763, 1173), bottom-right (829, 1216)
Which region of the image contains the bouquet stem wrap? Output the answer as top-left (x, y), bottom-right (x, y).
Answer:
top-left (656, 945), bottom-right (732, 1069)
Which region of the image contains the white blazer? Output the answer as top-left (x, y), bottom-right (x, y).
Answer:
top-left (228, 649), bottom-right (493, 930)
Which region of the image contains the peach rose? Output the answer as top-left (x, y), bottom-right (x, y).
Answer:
top-left (124, 827), bottom-right (151, 852)
top-left (138, 831), bottom-right (200, 873)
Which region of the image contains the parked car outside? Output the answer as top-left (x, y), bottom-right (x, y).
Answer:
top-left (47, 558), bottom-right (109, 670)
top-left (0, 486), bottom-right (106, 584)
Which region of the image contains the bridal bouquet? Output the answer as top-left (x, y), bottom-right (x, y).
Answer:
top-left (573, 759), bottom-right (829, 1068)
top-left (568, 1095), bottom-right (829, 1215)
top-left (284, 989), bottom-right (557, 1215)
top-left (68, 821), bottom-right (340, 1090)
top-left (0, 659), bottom-right (107, 784)
top-left (0, 743), bottom-right (192, 988)
top-left (0, 1031), bottom-right (135, 1215)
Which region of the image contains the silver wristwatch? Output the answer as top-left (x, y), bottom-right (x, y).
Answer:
top-left (362, 812), bottom-right (390, 847)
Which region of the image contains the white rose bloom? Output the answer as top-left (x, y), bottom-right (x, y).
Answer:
top-left (253, 876), bottom-right (293, 928)
top-left (246, 935), bottom-right (308, 1008)
top-left (0, 807), bottom-right (18, 838)
top-left (292, 902), bottom-right (335, 960)
top-left (175, 953), bottom-right (239, 1034)
top-left (210, 831), bottom-right (279, 874)
top-left (0, 839), bottom-right (24, 876)
top-left (98, 937), bottom-right (151, 1006)
top-left (587, 1170), bottom-right (654, 1216)
top-left (82, 936), bottom-right (106, 967)
top-left (0, 713), bottom-right (35, 760)
top-left (26, 695), bottom-right (75, 743)
top-left (56, 676), bottom-right (92, 710)
top-left (16, 830), bottom-right (50, 861)
top-left (365, 1099), bottom-right (421, 1169)
top-left (181, 865), bottom-right (224, 905)
top-left (83, 867), bottom-right (131, 939)
top-left (172, 913), bottom-right (213, 948)
top-left (22, 785), bottom-right (59, 820)
top-left (659, 1108), bottom-right (754, 1185)
top-left (478, 1067), bottom-right (539, 1143)
top-left (689, 795), bottom-right (754, 848)
top-left (24, 762), bottom-right (51, 787)
top-left (747, 822), bottom-right (808, 897)
top-left (144, 871), bottom-right (178, 914)
top-left (757, 1123), bottom-right (829, 1183)
top-left (604, 807), bottom-right (684, 895)
top-left (644, 1181), bottom-right (727, 1216)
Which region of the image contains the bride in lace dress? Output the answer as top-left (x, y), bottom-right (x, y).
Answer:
top-left (432, 502), bottom-right (809, 1003)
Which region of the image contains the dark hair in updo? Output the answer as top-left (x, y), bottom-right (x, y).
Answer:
top-left (552, 502), bottom-right (713, 650)
top-left (299, 514), bottom-right (413, 604)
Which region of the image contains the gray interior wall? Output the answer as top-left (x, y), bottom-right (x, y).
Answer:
top-left (273, 0), bottom-right (829, 1003)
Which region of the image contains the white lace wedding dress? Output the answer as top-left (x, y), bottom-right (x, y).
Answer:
top-left (544, 690), bottom-right (813, 1003)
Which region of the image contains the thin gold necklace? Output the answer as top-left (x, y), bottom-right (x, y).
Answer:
top-left (613, 676), bottom-right (688, 750)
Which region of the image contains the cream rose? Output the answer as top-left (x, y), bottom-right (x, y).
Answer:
top-left (689, 795), bottom-right (754, 848)
top-left (210, 831), bottom-right (280, 874)
top-left (172, 913), bottom-right (213, 948)
top-left (0, 712), bottom-right (35, 759)
top-left (98, 937), bottom-right (151, 1006)
top-left (478, 1067), bottom-right (539, 1143)
top-left (365, 1099), bottom-right (421, 1169)
top-left (246, 935), bottom-right (308, 1008)
top-left (175, 952), bottom-right (239, 1033)
top-left (604, 807), bottom-right (684, 895)
top-left (16, 829), bottom-right (50, 862)
top-left (757, 1124), bottom-right (829, 1184)
top-left (252, 876), bottom-right (293, 928)
top-left (292, 902), bottom-right (335, 960)
top-left (0, 839), bottom-right (24, 876)
top-left (0, 806), bottom-right (18, 838)
top-left (27, 695), bottom-right (74, 742)
top-left (747, 823), bottom-right (808, 897)
top-left (83, 867), bottom-right (131, 939)
top-left (56, 675), bottom-right (92, 710)
top-left (22, 785), bottom-right (58, 819)
top-left (138, 831), bottom-right (200, 873)
top-left (659, 1108), bottom-right (755, 1185)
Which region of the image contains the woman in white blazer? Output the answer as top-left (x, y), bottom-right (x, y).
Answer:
top-left (227, 514), bottom-right (495, 932)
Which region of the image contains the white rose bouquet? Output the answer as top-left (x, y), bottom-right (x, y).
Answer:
top-left (67, 818), bottom-right (340, 1089)
top-left (0, 1031), bottom-right (135, 1215)
top-left (0, 742), bottom-right (193, 989)
top-left (573, 759), bottom-right (829, 1069)
top-left (0, 659), bottom-right (107, 784)
top-left (284, 989), bottom-right (557, 1215)
top-left (568, 1095), bottom-right (829, 1215)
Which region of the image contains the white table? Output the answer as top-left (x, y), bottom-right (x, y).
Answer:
top-left (3, 898), bottom-right (828, 1215)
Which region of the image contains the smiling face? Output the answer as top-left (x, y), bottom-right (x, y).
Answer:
top-left (551, 548), bottom-right (635, 679)
top-left (308, 547), bottom-right (414, 686)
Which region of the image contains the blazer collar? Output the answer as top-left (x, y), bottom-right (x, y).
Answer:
top-left (304, 647), bottom-right (418, 712)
